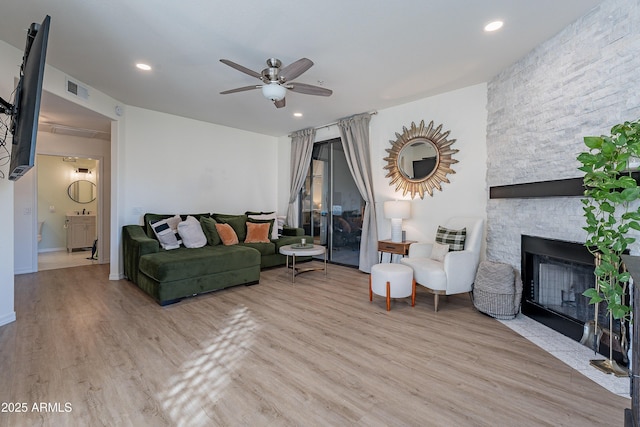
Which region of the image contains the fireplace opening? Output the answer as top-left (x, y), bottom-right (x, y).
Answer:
top-left (521, 235), bottom-right (628, 365)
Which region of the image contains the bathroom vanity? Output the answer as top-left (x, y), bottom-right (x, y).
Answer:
top-left (66, 214), bottom-right (96, 252)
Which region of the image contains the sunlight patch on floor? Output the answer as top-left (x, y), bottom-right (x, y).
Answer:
top-left (159, 305), bottom-right (259, 426)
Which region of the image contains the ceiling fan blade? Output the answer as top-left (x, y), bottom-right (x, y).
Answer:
top-left (220, 85), bottom-right (261, 95)
top-left (220, 59), bottom-right (261, 79)
top-left (274, 98), bottom-right (286, 108)
top-left (279, 58), bottom-right (313, 82)
top-left (287, 82), bottom-right (332, 96)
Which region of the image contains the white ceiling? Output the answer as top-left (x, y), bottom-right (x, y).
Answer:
top-left (0, 0), bottom-right (603, 137)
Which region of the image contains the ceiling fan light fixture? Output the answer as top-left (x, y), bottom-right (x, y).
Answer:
top-left (262, 83), bottom-right (286, 101)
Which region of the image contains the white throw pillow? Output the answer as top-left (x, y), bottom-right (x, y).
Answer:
top-left (150, 215), bottom-right (182, 250)
top-left (248, 213), bottom-right (279, 240)
top-left (177, 216), bottom-right (207, 248)
top-left (429, 242), bottom-right (450, 262)
top-left (276, 215), bottom-right (286, 237)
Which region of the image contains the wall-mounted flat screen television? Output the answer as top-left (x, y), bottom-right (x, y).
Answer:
top-left (0, 15), bottom-right (51, 181)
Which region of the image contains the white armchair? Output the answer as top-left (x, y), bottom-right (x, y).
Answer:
top-left (400, 217), bottom-right (484, 311)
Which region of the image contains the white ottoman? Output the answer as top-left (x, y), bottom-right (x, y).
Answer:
top-left (369, 263), bottom-right (416, 311)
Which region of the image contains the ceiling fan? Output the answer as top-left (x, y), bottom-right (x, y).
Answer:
top-left (219, 57), bottom-right (332, 108)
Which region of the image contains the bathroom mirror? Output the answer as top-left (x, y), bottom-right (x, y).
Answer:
top-left (67, 180), bottom-right (96, 204)
top-left (383, 120), bottom-right (458, 199)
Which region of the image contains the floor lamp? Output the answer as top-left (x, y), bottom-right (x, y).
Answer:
top-left (384, 200), bottom-right (411, 243)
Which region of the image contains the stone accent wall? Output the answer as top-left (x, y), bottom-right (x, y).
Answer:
top-left (486, 0), bottom-right (640, 269)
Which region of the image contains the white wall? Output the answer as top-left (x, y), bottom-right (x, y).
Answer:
top-left (0, 40), bottom-right (24, 325)
top-left (371, 83), bottom-right (488, 246)
top-left (120, 106), bottom-right (280, 226)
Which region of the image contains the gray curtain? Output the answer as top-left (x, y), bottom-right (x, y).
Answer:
top-left (338, 113), bottom-right (378, 273)
top-left (286, 128), bottom-right (316, 226)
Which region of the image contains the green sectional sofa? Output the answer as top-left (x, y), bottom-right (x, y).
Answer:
top-left (123, 212), bottom-right (312, 305)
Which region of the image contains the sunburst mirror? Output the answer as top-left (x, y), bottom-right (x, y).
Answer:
top-left (383, 120), bottom-right (458, 199)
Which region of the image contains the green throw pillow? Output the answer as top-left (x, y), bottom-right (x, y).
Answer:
top-left (200, 216), bottom-right (221, 246)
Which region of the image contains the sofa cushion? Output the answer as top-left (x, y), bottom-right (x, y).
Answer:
top-left (178, 216), bottom-right (207, 248)
top-left (139, 245), bottom-right (260, 282)
top-left (245, 222), bottom-right (271, 243)
top-left (248, 217), bottom-right (275, 238)
top-left (429, 242), bottom-right (450, 262)
top-left (144, 213), bottom-right (210, 239)
top-left (149, 215), bottom-right (182, 250)
top-left (436, 225), bottom-right (466, 251)
top-left (212, 213), bottom-right (248, 241)
top-left (200, 216), bottom-right (221, 246)
top-left (247, 212), bottom-right (278, 239)
top-left (240, 241), bottom-right (276, 256)
top-left (216, 223), bottom-right (239, 245)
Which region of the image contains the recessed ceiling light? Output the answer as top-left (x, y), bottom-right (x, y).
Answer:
top-left (293, 112), bottom-right (303, 118)
top-left (484, 20), bottom-right (504, 32)
top-left (136, 63), bottom-right (152, 71)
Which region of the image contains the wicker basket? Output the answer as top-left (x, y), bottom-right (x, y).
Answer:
top-left (472, 261), bottom-right (523, 320)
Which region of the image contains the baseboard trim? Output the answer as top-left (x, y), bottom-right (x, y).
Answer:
top-left (0, 311), bottom-right (16, 327)
top-left (38, 247), bottom-right (67, 253)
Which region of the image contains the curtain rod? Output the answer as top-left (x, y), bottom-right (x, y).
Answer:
top-left (288, 110), bottom-right (378, 138)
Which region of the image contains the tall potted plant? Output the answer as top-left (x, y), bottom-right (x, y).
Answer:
top-left (577, 118), bottom-right (640, 376)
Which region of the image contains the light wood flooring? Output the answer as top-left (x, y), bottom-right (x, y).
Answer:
top-left (38, 249), bottom-right (98, 271)
top-left (0, 263), bottom-right (630, 426)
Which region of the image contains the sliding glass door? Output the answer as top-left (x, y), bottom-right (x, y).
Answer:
top-left (299, 138), bottom-right (364, 267)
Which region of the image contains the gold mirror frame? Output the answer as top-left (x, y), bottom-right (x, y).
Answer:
top-left (383, 120), bottom-right (458, 199)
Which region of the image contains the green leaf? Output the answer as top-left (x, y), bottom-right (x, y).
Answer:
top-left (577, 152), bottom-right (597, 165)
top-left (584, 136), bottom-right (604, 149)
top-left (617, 176), bottom-right (638, 188)
top-left (583, 288), bottom-right (600, 299)
top-left (601, 202), bottom-right (615, 213)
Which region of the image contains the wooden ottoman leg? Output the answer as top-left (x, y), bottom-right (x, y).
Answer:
top-left (411, 278), bottom-right (416, 307)
top-left (386, 281), bottom-right (391, 311)
top-left (369, 275), bottom-right (373, 301)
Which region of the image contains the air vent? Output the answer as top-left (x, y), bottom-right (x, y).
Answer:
top-left (65, 77), bottom-right (89, 100)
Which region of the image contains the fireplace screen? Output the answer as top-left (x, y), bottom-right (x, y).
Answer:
top-left (530, 254), bottom-right (607, 328)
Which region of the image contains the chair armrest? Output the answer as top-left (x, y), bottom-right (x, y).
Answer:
top-left (122, 225), bottom-right (159, 283)
top-left (408, 242), bottom-right (434, 258)
top-left (443, 250), bottom-right (477, 294)
top-left (283, 226), bottom-right (304, 236)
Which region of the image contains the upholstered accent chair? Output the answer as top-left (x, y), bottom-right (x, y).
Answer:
top-left (400, 217), bottom-right (484, 311)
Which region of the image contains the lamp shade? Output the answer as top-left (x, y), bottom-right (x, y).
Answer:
top-left (383, 200), bottom-right (411, 219)
top-left (262, 83), bottom-right (286, 101)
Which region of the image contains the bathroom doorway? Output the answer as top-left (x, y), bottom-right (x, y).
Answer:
top-left (37, 154), bottom-right (99, 271)
top-left (12, 90), bottom-right (112, 274)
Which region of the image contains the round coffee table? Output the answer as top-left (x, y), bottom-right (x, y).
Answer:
top-left (279, 244), bottom-right (327, 283)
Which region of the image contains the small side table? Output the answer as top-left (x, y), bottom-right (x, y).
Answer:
top-left (377, 239), bottom-right (416, 263)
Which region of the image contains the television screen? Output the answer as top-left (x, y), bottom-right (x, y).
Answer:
top-left (8, 15), bottom-right (50, 181)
